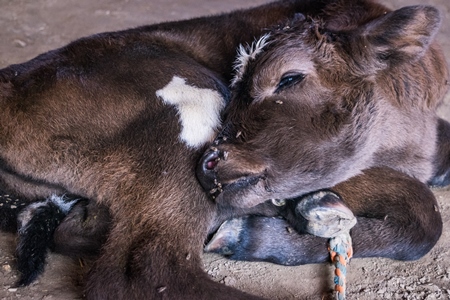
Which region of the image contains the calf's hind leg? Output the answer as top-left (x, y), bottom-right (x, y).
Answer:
top-left (83, 193), bottom-right (264, 300)
top-left (334, 167), bottom-right (441, 260)
top-left (207, 167), bottom-right (442, 265)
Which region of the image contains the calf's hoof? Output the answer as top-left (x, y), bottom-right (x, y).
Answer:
top-left (297, 191), bottom-right (356, 238)
top-left (205, 218), bottom-right (243, 255)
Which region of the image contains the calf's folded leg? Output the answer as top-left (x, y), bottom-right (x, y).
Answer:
top-left (207, 167), bottom-right (442, 265)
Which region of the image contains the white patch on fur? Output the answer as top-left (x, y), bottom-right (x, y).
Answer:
top-left (48, 194), bottom-right (79, 214)
top-left (156, 76), bottom-right (225, 148)
top-left (17, 194), bottom-right (80, 230)
top-left (231, 34), bottom-right (271, 87)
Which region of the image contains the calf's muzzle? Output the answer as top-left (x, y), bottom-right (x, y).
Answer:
top-left (196, 146), bottom-right (226, 199)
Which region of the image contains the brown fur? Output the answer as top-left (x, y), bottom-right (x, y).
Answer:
top-left (0, 0), bottom-right (449, 298)
top-left (0, 1), bottom-right (334, 299)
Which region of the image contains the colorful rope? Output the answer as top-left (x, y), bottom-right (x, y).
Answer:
top-left (329, 232), bottom-right (353, 300)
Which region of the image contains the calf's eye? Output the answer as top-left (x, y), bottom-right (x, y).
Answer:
top-left (275, 72), bottom-right (305, 93)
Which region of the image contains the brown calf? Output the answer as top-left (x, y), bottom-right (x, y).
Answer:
top-left (0, 0), bottom-right (448, 299)
top-left (0, 1), bottom-right (332, 299)
top-left (198, 0), bottom-right (448, 264)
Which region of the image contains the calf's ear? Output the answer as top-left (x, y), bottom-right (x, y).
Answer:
top-left (362, 5), bottom-right (441, 62)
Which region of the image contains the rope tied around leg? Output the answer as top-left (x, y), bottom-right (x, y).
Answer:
top-left (296, 191), bottom-right (357, 299)
top-left (329, 232), bottom-right (353, 300)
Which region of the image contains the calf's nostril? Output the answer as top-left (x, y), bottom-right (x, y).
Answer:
top-left (206, 159), bottom-right (218, 170)
top-left (202, 150), bottom-right (220, 171)
top-left (196, 149), bottom-right (223, 194)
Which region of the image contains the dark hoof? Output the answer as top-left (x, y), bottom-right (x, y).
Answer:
top-left (296, 191), bottom-right (356, 238)
top-left (205, 218), bottom-right (243, 255)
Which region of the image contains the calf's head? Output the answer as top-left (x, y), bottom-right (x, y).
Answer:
top-left (197, 5), bottom-right (447, 208)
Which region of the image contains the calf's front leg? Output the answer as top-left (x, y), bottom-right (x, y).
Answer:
top-left (206, 167), bottom-right (442, 265)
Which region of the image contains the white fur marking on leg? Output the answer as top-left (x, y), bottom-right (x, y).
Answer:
top-left (49, 194), bottom-right (80, 214)
top-left (156, 76), bottom-right (225, 148)
top-left (17, 194), bottom-right (80, 230)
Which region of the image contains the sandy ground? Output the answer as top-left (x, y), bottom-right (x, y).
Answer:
top-left (0, 0), bottom-right (450, 299)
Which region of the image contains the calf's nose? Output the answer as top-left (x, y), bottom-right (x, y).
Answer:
top-left (196, 148), bottom-right (223, 196)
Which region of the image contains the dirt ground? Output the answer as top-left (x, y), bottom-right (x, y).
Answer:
top-left (0, 0), bottom-right (450, 299)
